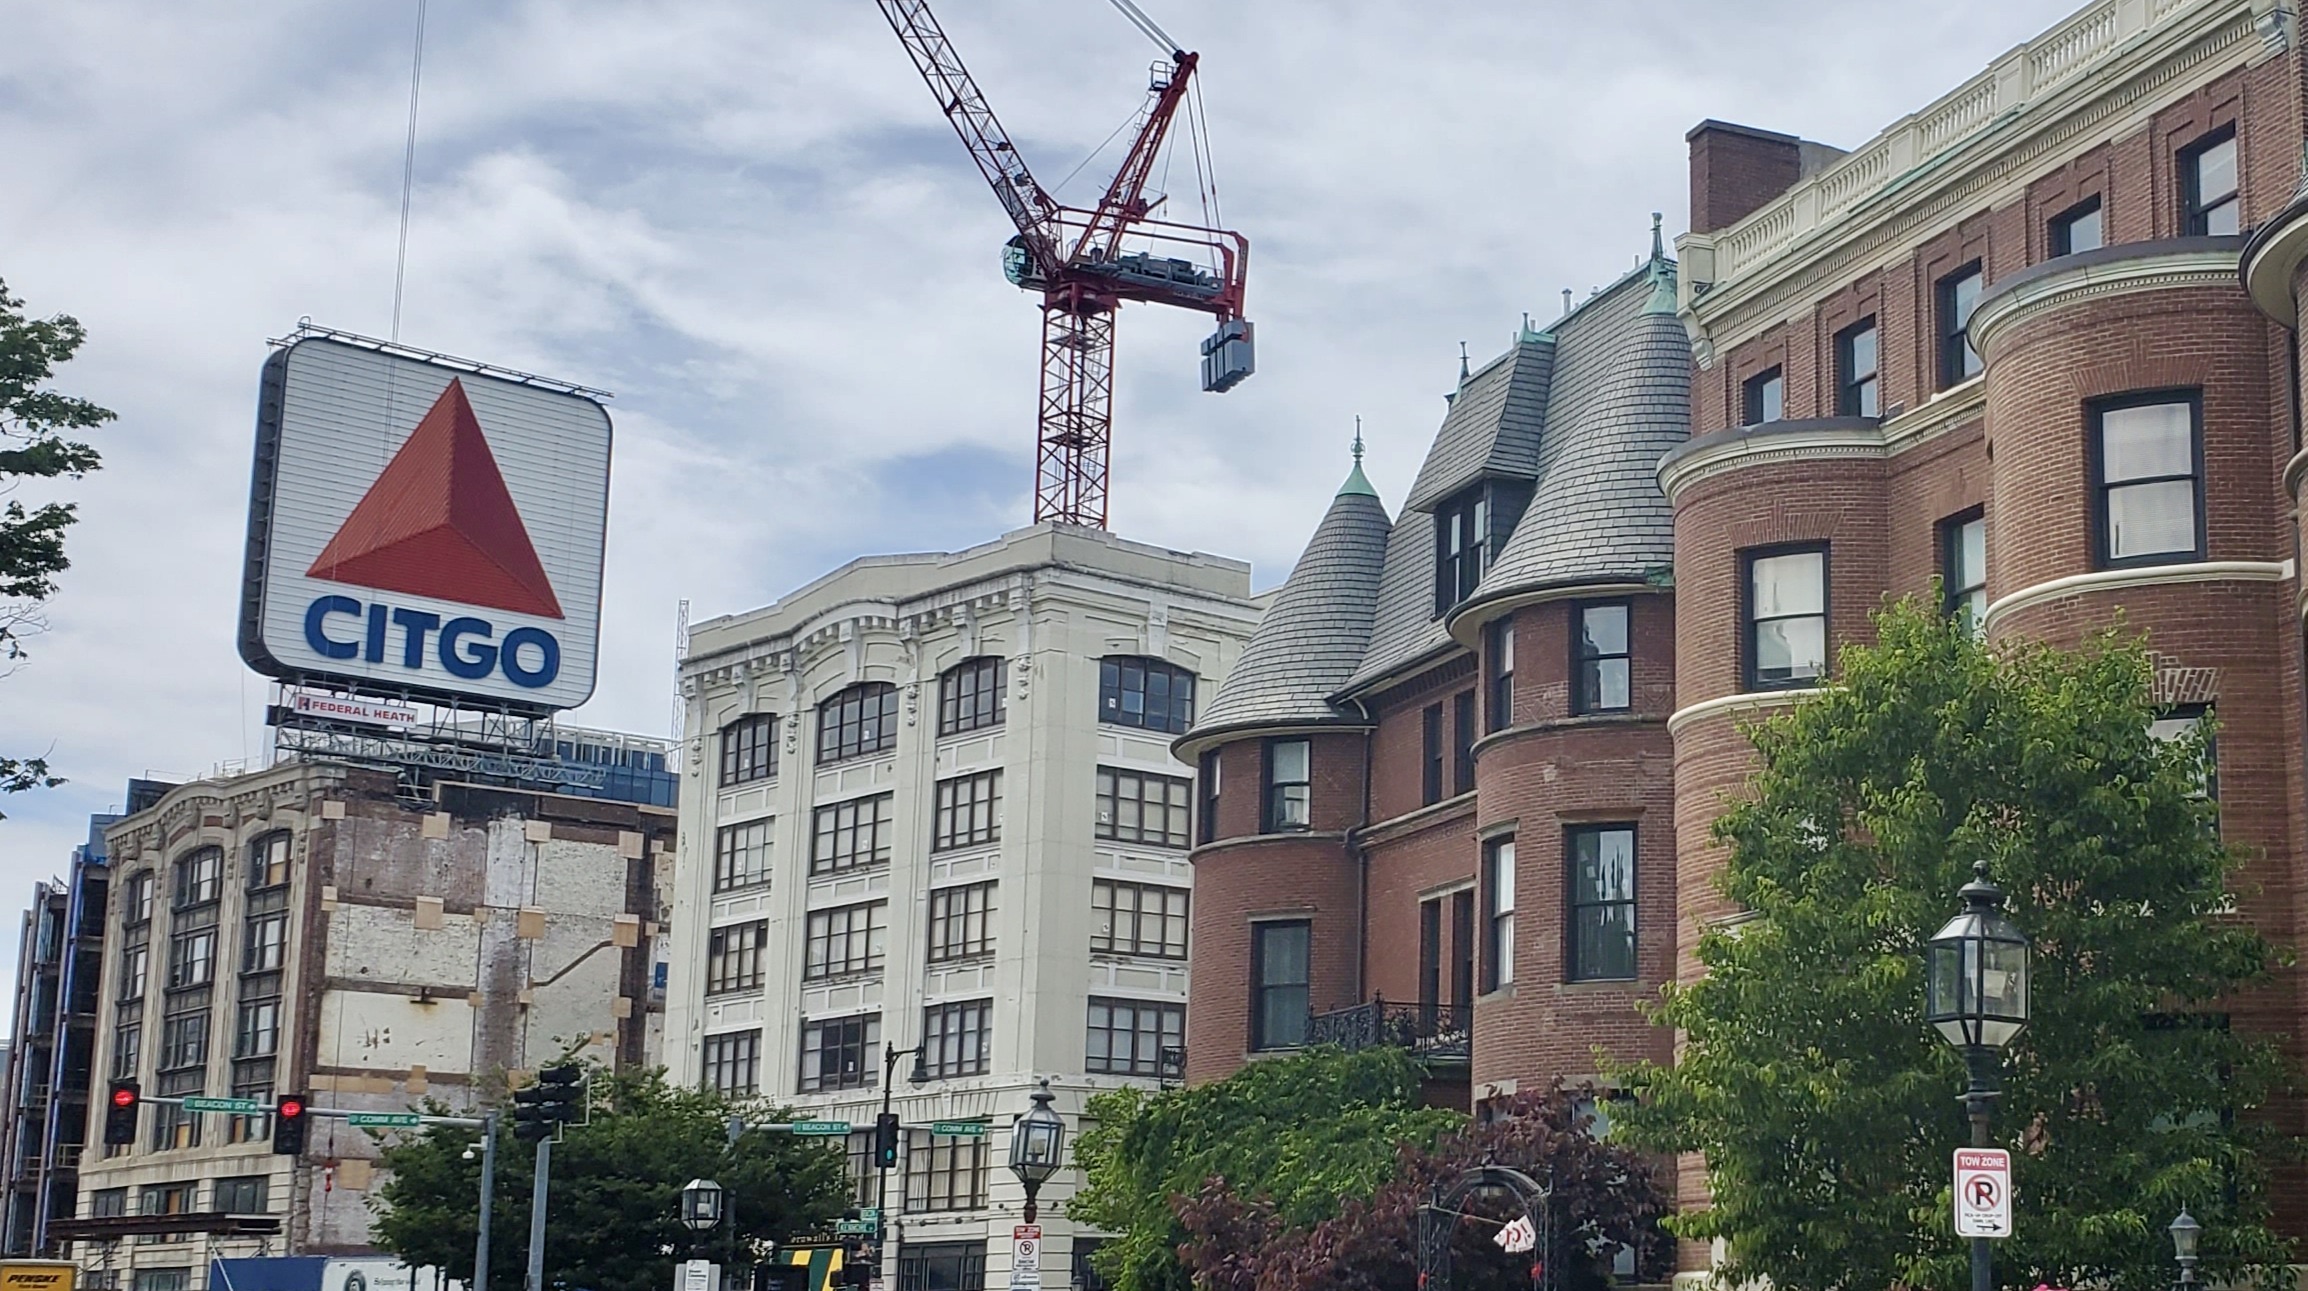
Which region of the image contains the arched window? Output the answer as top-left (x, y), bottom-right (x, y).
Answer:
top-left (817, 683), bottom-right (899, 765)
top-left (938, 657), bottom-right (1006, 736)
top-left (171, 847), bottom-right (222, 910)
top-left (720, 714), bottom-right (779, 786)
top-left (246, 833), bottom-right (292, 891)
top-left (1098, 657), bottom-right (1195, 734)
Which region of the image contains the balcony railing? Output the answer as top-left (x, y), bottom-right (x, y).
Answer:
top-left (1306, 996), bottom-right (1471, 1062)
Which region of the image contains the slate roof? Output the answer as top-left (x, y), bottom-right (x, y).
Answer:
top-left (1187, 465), bottom-right (1393, 737)
top-left (1400, 337), bottom-right (1555, 513)
top-left (1464, 261), bottom-right (1687, 604)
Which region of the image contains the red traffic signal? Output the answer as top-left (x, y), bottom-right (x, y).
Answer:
top-left (111, 1085), bottom-right (137, 1109)
top-left (276, 1096), bottom-right (306, 1119)
top-left (103, 1079), bottom-right (139, 1146)
top-left (272, 1093), bottom-right (310, 1155)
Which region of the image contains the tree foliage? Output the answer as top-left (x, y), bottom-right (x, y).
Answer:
top-left (0, 277), bottom-right (113, 810)
top-left (1070, 1048), bottom-right (1461, 1291)
top-left (1611, 598), bottom-right (2293, 1291)
top-left (370, 1066), bottom-right (849, 1291)
top-left (1173, 1086), bottom-right (1671, 1291)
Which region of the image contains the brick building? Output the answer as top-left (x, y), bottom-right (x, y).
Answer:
top-left (1181, 0), bottom-right (2308, 1273)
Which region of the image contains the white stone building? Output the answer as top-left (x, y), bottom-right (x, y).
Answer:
top-left (664, 523), bottom-right (1260, 1291)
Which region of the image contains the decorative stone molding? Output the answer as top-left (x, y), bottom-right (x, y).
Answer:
top-left (1665, 688), bottom-right (1820, 738)
top-left (1657, 419), bottom-right (1887, 506)
top-left (1967, 239), bottom-right (2245, 361)
top-left (1980, 559), bottom-right (2293, 636)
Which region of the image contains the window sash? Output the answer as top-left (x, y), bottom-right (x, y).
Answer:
top-left (1486, 620), bottom-right (1515, 732)
top-left (1742, 367), bottom-right (1784, 424)
top-left (719, 715), bottom-right (778, 786)
top-left (705, 921), bottom-right (767, 994)
top-left (1085, 997), bottom-right (1185, 1076)
top-left (1097, 768), bottom-right (1194, 847)
top-left (1197, 751), bottom-right (1221, 846)
top-left (1941, 513), bottom-right (1987, 634)
top-left (1938, 265), bottom-right (1983, 387)
top-left (903, 1131), bottom-right (988, 1212)
top-left (1574, 602), bottom-right (1632, 713)
top-left (920, 999), bottom-right (991, 1079)
top-left (1099, 657), bottom-right (1196, 734)
top-left (1746, 549), bottom-right (1827, 689)
top-left (817, 685), bottom-right (898, 764)
top-left (1091, 880), bottom-right (1189, 959)
top-left (1567, 827), bottom-right (1638, 981)
top-left (812, 795), bottom-right (894, 874)
top-left (246, 834), bottom-right (291, 891)
top-left (1259, 743), bottom-right (1310, 833)
top-left (714, 819), bottom-right (773, 892)
top-left (804, 902), bottom-right (889, 980)
top-left (173, 849), bottom-right (221, 909)
top-left (2185, 131), bottom-right (2240, 236)
top-left (2050, 198), bottom-right (2104, 256)
top-left (1250, 922), bottom-right (1310, 1050)
top-left (1836, 321), bottom-right (1880, 417)
top-left (166, 929), bottom-right (216, 990)
top-left (799, 1014), bottom-right (880, 1093)
top-left (927, 882), bottom-right (997, 962)
top-left (932, 771), bottom-right (1002, 851)
top-left (1421, 704), bottom-right (1444, 804)
top-left (702, 1030), bottom-right (761, 1095)
top-left (938, 658), bottom-right (1006, 735)
top-left (2092, 396), bottom-right (2202, 566)
top-left (1484, 841), bottom-right (1515, 990)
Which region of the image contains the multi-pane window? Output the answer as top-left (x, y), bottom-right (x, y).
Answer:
top-left (159, 988), bottom-right (210, 1071)
top-left (1261, 741), bottom-right (1311, 833)
top-left (1434, 485), bottom-right (1491, 613)
top-left (90, 1188), bottom-right (128, 1218)
top-left (2092, 393), bottom-right (2203, 567)
top-left (166, 921), bottom-right (216, 990)
top-left (804, 902), bottom-right (888, 980)
top-left (246, 834), bottom-right (290, 890)
top-left (1938, 263), bottom-right (1984, 388)
top-left (1091, 880), bottom-right (1189, 959)
top-left (140, 1182), bottom-right (194, 1219)
top-left (799, 1014), bottom-right (879, 1093)
top-left (899, 1243), bottom-right (988, 1291)
top-left (928, 882), bottom-right (996, 962)
top-left (817, 683), bottom-right (899, 765)
top-left (226, 1058), bottom-right (273, 1144)
top-left (1836, 319), bottom-right (1879, 418)
top-left (242, 891), bottom-right (286, 974)
top-left (1086, 997), bottom-right (1185, 1077)
top-left (153, 1065), bottom-right (203, 1151)
top-left (1097, 768), bottom-right (1193, 847)
top-left (112, 1018), bottom-right (141, 1080)
top-left (1567, 825), bottom-right (1638, 982)
top-left (938, 657), bottom-right (1006, 735)
top-left (702, 1030), bottom-right (761, 1096)
top-left (118, 922), bottom-right (150, 1002)
top-left (840, 1130), bottom-right (877, 1206)
top-left (1742, 366), bottom-right (1784, 425)
top-left (920, 1000), bottom-right (992, 1080)
top-left (133, 1272), bottom-right (189, 1291)
top-left (2050, 197), bottom-right (2104, 256)
top-left (1099, 657), bottom-right (1196, 734)
top-left (1421, 703), bottom-right (1444, 806)
top-left (1197, 751), bottom-right (1220, 846)
top-left (714, 819), bottom-right (773, 893)
top-left (705, 921), bottom-right (767, 995)
top-left (1250, 920), bottom-right (1310, 1051)
top-left (1746, 547), bottom-right (1828, 691)
top-left (720, 715), bottom-right (778, 787)
top-left (172, 848), bottom-right (221, 910)
top-left (233, 977), bottom-right (281, 1060)
top-left (933, 771), bottom-right (1002, 851)
top-left (1574, 602), bottom-right (1632, 714)
top-left (1452, 690), bottom-right (1477, 796)
top-left (1486, 619), bottom-right (1514, 732)
top-left (2182, 127), bottom-right (2240, 237)
top-left (812, 794), bottom-right (894, 874)
top-left (211, 1177), bottom-right (267, 1215)
top-left (1942, 510), bottom-right (1987, 635)
top-left (2150, 704), bottom-right (2220, 803)
top-left (1483, 839), bottom-right (1515, 991)
top-left (121, 871), bottom-right (154, 925)
top-left (903, 1130), bottom-right (988, 1211)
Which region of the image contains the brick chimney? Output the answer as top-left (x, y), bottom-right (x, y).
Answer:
top-left (1687, 119), bottom-right (1805, 234)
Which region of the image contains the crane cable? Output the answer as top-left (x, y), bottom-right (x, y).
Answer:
top-left (1104, 0), bottom-right (1180, 55)
top-left (389, 0), bottom-right (429, 343)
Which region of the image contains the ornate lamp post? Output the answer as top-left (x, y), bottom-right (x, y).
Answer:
top-left (1007, 1079), bottom-right (1066, 1224)
top-left (1925, 861), bottom-right (2031, 1291)
top-left (2169, 1209), bottom-right (2202, 1291)
top-left (680, 1178), bottom-right (727, 1291)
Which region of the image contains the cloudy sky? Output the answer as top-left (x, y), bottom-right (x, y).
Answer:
top-left (0, 0), bottom-right (2084, 986)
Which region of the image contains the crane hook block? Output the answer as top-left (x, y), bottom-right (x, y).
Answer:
top-left (1201, 319), bottom-right (1255, 394)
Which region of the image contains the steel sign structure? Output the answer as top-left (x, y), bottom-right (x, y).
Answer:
top-left (239, 332), bottom-right (611, 712)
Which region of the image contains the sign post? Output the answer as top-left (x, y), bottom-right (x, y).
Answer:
top-left (1009, 1224), bottom-right (1042, 1291)
top-left (1953, 1148), bottom-right (2012, 1239)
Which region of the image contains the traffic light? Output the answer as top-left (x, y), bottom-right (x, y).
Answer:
top-left (873, 1112), bottom-right (900, 1169)
top-left (271, 1093), bottom-right (310, 1155)
top-left (103, 1080), bottom-right (139, 1146)
top-left (511, 1086), bottom-right (552, 1142)
top-left (535, 1064), bottom-right (584, 1124)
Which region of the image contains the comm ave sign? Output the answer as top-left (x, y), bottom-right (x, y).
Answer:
top-left (347, 1113), bottom-right (424, 1128)
top-left (1953, 1148), bottom-right (2012, 1238)
top-left (930, 1121), bottom-right (988, 1137)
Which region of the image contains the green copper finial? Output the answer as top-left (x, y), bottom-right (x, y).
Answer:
top-left (1651, 211), bottom-right (1665, 262)
top-left (1457, 341), bottom-right (1470, 384)
top-left (1643, 215), bottom-right (1679, 316)
top-left (1338, 417), bottom-right (1378, 499)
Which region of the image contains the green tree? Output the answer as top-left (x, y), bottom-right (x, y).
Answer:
top-left (1612, 598), bottom-right (2292, 1291)
top-left (1071, 1047), bottom-right (1462, 1291)
top-left (370, 1067), bottom-right (849, 1291)
top-left (0, 278), bottom-right (112, 810)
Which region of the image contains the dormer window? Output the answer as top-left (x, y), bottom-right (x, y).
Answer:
top-left (1431, 479), bottom-right (1531, 616)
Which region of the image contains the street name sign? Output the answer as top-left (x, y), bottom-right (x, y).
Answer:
top-left (1010, 1225), bottom-right (1042, 1291)
top-left (788, 1121), bottom-right (850, 1136)
top-left (930, 1121), bottom-right (987, 1137)
top-left (347, 1113), bottom-right (424, 1128)
top-left (834, 1220), bottom-right (878, 1236)
top-left (1953, 1148), bottom-right (2012, 1238)
top-left (183, 1097), bottom-right (264, 1114)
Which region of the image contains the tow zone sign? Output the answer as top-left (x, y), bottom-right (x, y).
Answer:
top-left (1954, 1148), bottom-right (2012, 1238)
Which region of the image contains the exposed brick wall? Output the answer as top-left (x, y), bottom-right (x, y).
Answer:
top-left (1185, 833), bottom-right (1360, 1085)
top-left (1688, 121), bottom-right (1805, 235)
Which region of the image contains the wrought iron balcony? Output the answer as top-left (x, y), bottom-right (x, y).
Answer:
top-left (1306, 996), bottom-right (1471, 1062)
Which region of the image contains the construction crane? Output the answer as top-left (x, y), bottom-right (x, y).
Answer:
top-left (875, 0), bottom-right (1254, 528)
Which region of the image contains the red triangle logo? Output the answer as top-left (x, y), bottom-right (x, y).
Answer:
top-left (307, 379), bottom-right (565, 619)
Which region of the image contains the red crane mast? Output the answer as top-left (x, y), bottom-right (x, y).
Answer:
top-left (875, 0), bottom-right (1254, 528)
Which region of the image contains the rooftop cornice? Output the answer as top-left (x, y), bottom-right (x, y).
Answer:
top-left (1968, 237), bottom-right (2244, 360)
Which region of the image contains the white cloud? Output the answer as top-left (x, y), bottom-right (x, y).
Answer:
top-left (0, 0), bottom-right (2088, 989)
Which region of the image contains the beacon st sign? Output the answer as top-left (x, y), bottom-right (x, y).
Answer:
top-left (238, 335), bottom-right (611, 712)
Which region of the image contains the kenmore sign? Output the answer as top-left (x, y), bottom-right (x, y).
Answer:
top-left (238, 333), bottom-right (611, 712)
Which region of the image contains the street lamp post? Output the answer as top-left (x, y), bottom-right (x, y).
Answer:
top-left (1925, 861), bottom-right (2032, 1291)
top-left (680, 1179), bottom-right (726, 1291)
top-left (2169, 1209), bottom-right (2202, 1291)
top-left (874, 1046), bottom-right (929, 1290)
top-left (1007, 1079), bottom-right (1066, 1225)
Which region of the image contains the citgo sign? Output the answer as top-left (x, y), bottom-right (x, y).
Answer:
top-left (238, 335), bottom-right (611, 711)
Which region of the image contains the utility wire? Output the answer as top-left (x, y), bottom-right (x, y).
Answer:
top-left (390, 0), bottom-right (430, 343)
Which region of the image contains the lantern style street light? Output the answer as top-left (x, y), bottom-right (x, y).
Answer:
top-left (1925, 861), bottom-right (2031, 1291)
top-left (679, 1178), bottom-right (724, 1231)
top-left (2169, 1210), bottom-right (2202, 1291)
top-left (1008, 1079), bottom-right (1067, 1224)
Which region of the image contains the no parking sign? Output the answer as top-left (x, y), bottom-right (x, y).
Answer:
top-left (1954, 1148), bottom-right (2012, 1238)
